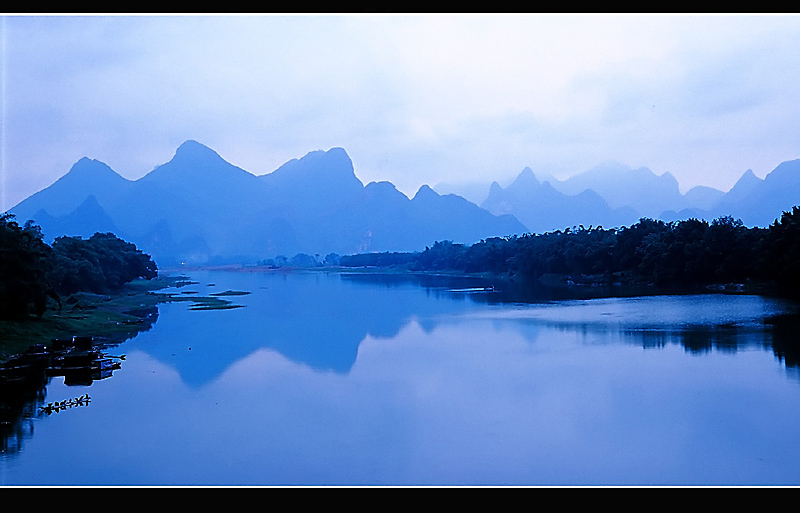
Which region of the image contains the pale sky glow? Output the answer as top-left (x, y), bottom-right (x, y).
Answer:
top-left (3, 13), bottom-right (800, 210)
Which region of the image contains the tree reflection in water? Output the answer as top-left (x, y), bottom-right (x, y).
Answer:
top-left (0, 306), bottom-right (158, 458)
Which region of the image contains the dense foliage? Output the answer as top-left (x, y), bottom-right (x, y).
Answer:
top-left (0, 214), bottom-right (157, 320)
top-left (48, 233), bottom-right (158, 296)
top-left (0, 214), bottom-right (56, 319)
top-left (344, 208), bottom-right (800, 297)
top-left (763, 206), bottom-right (800, 293)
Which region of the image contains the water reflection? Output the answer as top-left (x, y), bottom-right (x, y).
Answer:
top-left (0, 305), bottom-right (157, 458)
top-left (466, 291), bottom-right (800, 370)
top-left (8, 271), bottom-right (797, 399)
top-left (132, 271), bottom-right (502, 386)
top-left (0, 338), bottom-right (124, 457)
top-left (767, 313), bottom-right (800, 369)
top-left (4, 270), bottom-right (800, 485)
top-left (347, 272), bottom-right (800, 369)
top-left (124, 271), bottom-right (800, 391)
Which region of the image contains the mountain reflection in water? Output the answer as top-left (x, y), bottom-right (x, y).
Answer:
top-left (3, 270), bottom-right (800, 485)
top-left (131, 271), bottom-right (800, 388)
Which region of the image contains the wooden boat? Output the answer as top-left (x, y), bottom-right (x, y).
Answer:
top-left (2, 336), bottom-right (122, 390)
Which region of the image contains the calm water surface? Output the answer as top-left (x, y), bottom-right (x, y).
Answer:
top-left (2, 270), bottom-right (800, 486)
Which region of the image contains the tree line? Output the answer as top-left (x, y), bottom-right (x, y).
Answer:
top-left (6, 205), bottom-right (796, 321)
top-left (342, 207), bottom-right (800, 297)
top-left (0, 214), bottom-right (157, 320)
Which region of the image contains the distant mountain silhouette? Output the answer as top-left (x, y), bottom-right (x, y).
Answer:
top-left (432, 180), bottom-right (494, 205)
top-left (411, 184), bottom-right (525, 245)
top-left (724, 169), bottom-right (763, 202)
top-left (260, 146), bottom-right (364, 208)
top-left (481, 167), bottom-right (637, 232)
top-left (656, 162), bottom-right (800, 227)
top-left (12, 157), bottom-right (134, 221)
top-left (544, 161), bottom-right (686, 219)
top-left (476, 157), bottom-right (800, 232)
top-left (9, 141), bottom-right (527, 265)
top-left (709, 159), bottom-right (800, 226)
top-left (31, 195), bottom-right (122, 239)
top-left (658, 185), bottom-right (726, 223)
top-left (682, 185), bottom-right (726, 211)
top-left (10, 141), bottom-right (800, 265)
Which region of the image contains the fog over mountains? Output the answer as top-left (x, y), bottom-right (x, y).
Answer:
top-left (461, 159), bottom-right (800, 235)
top-left (9, 141), bottom-right (525, 265)
top-left (9, 140), bottom-right (800, 266)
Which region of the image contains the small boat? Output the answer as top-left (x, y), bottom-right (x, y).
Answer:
top-left (48, 349), bottom-right (104, 373)
top-left (448, 286), bottom-right (497, 293)
top-left (1, 337), bottom-right (122, 391)
top-left (49, 351), bottom-right (121, 386)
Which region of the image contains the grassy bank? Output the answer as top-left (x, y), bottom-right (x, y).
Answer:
top-left (0, 275), bottom-right (184, 362)
top-left (0, 272), bottom-right (257, 362)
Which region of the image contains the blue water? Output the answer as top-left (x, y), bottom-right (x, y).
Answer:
top-left (2, 270), bottom-right (800, 486)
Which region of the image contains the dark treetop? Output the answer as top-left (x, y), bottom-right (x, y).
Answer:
top-left (0, 213), bottom-right (157, 321)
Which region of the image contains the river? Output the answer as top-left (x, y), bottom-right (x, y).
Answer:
top-left (2, 269), bottom-right (800, 486)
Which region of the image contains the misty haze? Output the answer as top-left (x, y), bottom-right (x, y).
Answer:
top-left (2, 14), bottom-right (800, 488)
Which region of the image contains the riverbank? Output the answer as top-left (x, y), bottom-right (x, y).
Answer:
top-left (170, 263), bottom-right (781, 297)
top-left (0, 274), bottom-right (186, 362)
top-left (3, 264), bottom-right (790, 363)
top-left (0, 271), bottom-right (257, 363)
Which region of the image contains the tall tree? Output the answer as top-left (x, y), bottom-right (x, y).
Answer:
top-left (0, 214), bottom-right (55, 319)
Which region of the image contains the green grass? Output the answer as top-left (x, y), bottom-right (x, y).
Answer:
top-left (209, 290), bottom-right (251, 297)
top-left (0, 275), bottom-right (197, 362)
top-left (182, 295), bottom-right (246, 311)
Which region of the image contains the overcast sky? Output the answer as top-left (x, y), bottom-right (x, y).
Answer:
top-left (3, 14), bottom-right (800, 210)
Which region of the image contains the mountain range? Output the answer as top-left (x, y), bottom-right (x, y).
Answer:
top-left (473, 159), bottom-right (800, 233)
top-left (9, 141), bottom-right (525, 265)
top-left (8, 140), bottom-right (800, 266)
